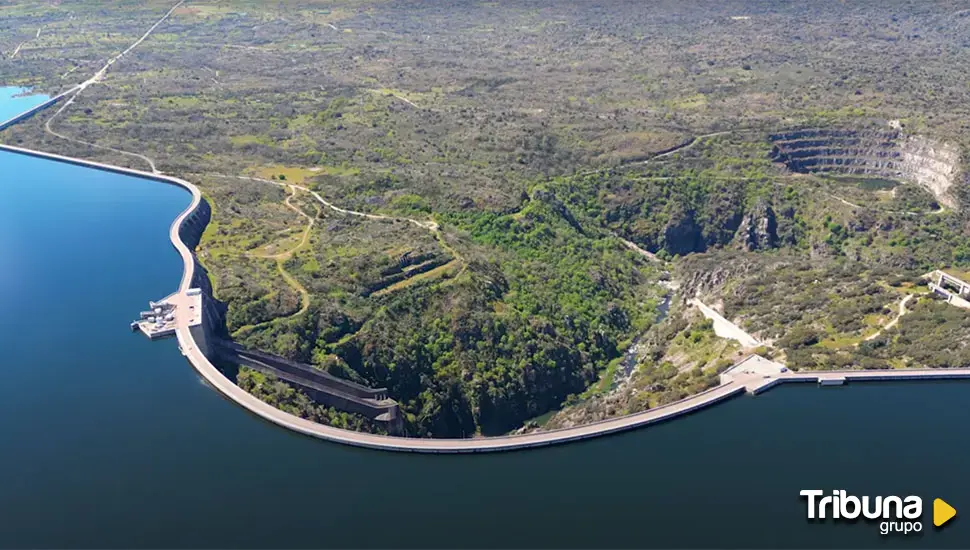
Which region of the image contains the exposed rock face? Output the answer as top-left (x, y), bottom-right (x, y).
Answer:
top-left (662, 205), bottom-right (704, 255)
top-left (770, 128), bottom-right (963, 209)
top-left (734, 201), bottom-right (777, 251)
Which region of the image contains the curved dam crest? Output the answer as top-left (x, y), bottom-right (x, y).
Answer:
top-left (4, 139), bottom-right (970, 453)
top-left (7, 142), bottom-right (970, 548)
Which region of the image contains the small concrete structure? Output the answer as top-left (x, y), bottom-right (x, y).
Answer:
top-left (215, 339), bottom-right (404, 435)
top-left (720, 354), bottom-right (788, 389)
top-left (938, 270), bottom-right (970, 296)
top-left (132, 297), bottom-right (177, 339)
top-left (929, 270), bottom-right (970, 310)
top-left (132, 290), bottom-right (203, 340)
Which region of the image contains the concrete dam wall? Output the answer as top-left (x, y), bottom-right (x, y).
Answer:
top-left (177, 198), bottom-right (229, 339)
top-left (770, 128), bottom-right (963, 209)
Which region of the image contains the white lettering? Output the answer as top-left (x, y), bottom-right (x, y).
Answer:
top-left (801, 490), bottom-right (923, 535)
top-left (863, 496), bottom-right (883, 519)
top-left (903, 496), bottom-right (922, 519)
top-left (801, 490), bottom-right (824, 519)
top-left (819, 495), bottom-right (833, 519)
top-left (840, 490), bottom-right (861, 519)
top-left (884, 496), bottom-right (903, 519)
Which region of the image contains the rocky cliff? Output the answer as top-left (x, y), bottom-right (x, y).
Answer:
top-left (769, 128), bottom-right (963, 209)
top-left (733, 200), bottom-right (777, 252)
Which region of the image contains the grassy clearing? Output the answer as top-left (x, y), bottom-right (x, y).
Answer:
top-left (250, 165), bottom-right (321, 184)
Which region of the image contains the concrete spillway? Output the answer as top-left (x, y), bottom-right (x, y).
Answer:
top-left (214, 340), bottom-right (404, 434)
top-left (769, 127), bottom-right (963, 209)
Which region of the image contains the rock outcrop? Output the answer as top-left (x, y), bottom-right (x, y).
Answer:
top-left (733, 200), bottom-right (777, 251)
top-left (770, 128), bottom-right (963, 209)
top-left (662, 204), bottom-right (705, 255)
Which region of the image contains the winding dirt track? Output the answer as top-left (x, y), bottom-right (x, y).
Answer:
top-left (4, 4), bottom-right (967, 452)
top-left (42, 0), bottom-right (185, 174)
top-left (206, 172), bottom-right (465, 285)
top-left (3, 115), bottom-right (968, 453)
top-left (1, 141), bottom-right (761, 452)
top-left (231, 185), bottom-right (318, 336)
top-left (863, 294), bottom-right (915, 343)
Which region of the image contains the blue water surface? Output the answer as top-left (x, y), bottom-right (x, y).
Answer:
top-left (1, 102), bottom-right (969, 549)
top-left (0, 86), bottom-right (49, 122)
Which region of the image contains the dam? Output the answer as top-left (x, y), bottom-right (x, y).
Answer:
top-left (11, 144), bottom-right (970, 548)
top-left (5, 139), bottom-right (970, 453)
top-left (0, 85), bottom-right (76, 131)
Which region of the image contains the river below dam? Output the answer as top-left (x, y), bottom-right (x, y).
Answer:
top-left (1, 92), bottom-right (970, 549)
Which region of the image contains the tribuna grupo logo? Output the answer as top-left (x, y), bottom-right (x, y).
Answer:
top-left (800, 490), bottom-right (956, 535)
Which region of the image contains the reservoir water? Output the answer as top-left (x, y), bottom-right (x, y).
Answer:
top-left (2, 97), bottom-right (970, 549)
top-left (0, 86), bottom-right (50, 122)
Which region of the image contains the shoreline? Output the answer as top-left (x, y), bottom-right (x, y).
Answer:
top-left (4, 142), bottom-right (970, 453)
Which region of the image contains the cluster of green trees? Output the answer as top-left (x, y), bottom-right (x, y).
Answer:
top-left (862, 298), bottom-right (970, 368)
top-left (781, 297), bottom-right (970, 372)
top-left (540, 138), bottom-right (806, 258)
top-left (226, 131), bottom-right (970, 435)
top-left (627, 315), bottom-right (735, 407)
top-left (226, 188), bottom-right (662, 437)
top-left (672, 163), bottom-right (970, 373)
top-left (543, 309), bottom-right (738, 429)
top-left (328, 198), bottom-right (659, 436)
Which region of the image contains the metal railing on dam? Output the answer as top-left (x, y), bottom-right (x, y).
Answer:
top-left (5, 141), bottom-right (970, 453)
top-left (745, 368), bottom-right (970, 394)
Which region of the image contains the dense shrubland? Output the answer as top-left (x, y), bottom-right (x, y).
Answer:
top-left (4, 0), bottom-right (970, 435)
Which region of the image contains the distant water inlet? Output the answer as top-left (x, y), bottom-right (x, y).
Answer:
top-left (0, 87), bottom-right (51, 124)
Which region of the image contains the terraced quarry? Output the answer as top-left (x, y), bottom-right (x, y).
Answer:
top-left (5, 0), bottom-right (970, 441)
top-left (770, 128), bottom-right (964, 209)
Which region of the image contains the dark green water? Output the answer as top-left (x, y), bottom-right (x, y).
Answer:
top-left (2, 101), bottom-right (970, 549)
